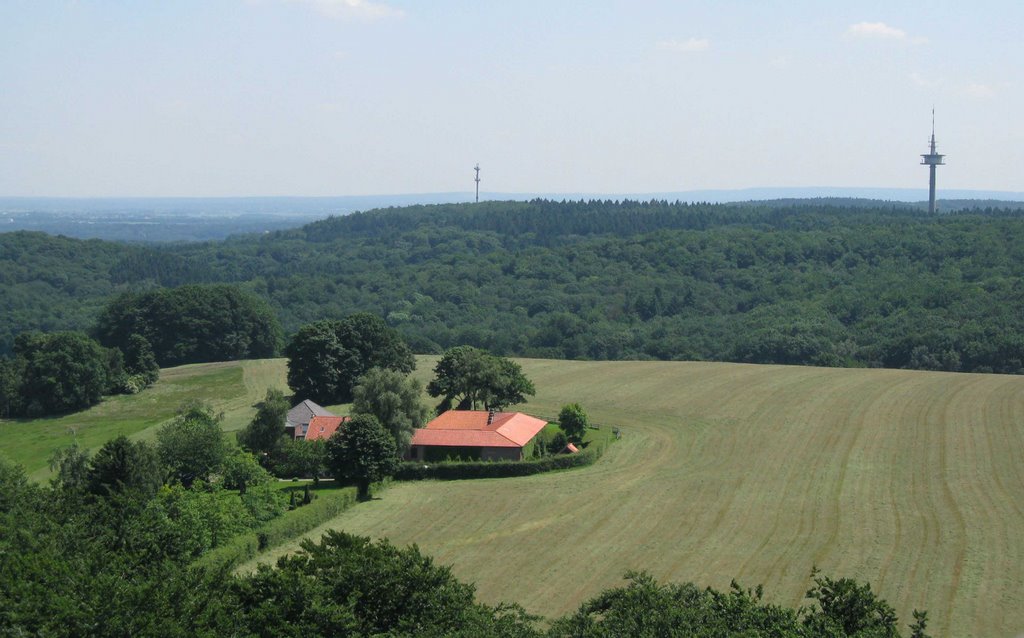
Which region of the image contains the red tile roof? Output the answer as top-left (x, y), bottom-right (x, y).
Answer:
top-left (411, 429), bottom-right (520, 448)
top-left (410, 410), bottom-right (547, 449)
top-left (304, 415), bottom-right (350, 441)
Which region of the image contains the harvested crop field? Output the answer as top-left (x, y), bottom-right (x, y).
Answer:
top-left (248, 358), bottom-right (1024, 637)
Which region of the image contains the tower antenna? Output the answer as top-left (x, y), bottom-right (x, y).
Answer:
top-left (474, 163), bottom-right (481, 203)
top-left (920, 109), bottom-right (945, 214)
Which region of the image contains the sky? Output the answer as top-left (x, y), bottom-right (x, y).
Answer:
top-left (1, 1), bottom-right (1021, 197)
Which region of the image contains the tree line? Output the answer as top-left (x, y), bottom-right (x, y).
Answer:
top-left (0, 284), bottom-right (279, 418)
top-left (5, 200), bottom-right (1024, 374)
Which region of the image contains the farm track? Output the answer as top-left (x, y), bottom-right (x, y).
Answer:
top-left (245, 358), bottom-right (1024, 637)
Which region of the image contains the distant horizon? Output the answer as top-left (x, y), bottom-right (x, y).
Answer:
top-left (3, 186), bottom-right (1024, 212)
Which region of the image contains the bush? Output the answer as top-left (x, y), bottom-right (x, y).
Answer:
top-left (558, 403), bottom-right (590, 444)
top-left (193, 484), bottom-right (364, 572)
top-left (395, 443), bottom-right (606, 481)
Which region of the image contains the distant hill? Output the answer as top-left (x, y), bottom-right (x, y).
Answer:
top-left (4, 191), bottom-right (1024, 242)
top-left (4, 198), bottom-right (1024, 376)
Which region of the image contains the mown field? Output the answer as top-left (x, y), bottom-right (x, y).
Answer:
top-left (244, 357), bottom-right (1024, 638)
top-left (5, 356), bottom-right (1023, 635)
top-left (0, 358), bottom-right (287, 481)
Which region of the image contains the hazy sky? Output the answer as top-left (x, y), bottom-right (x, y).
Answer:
top-left (1, 1), bottom-right (1020, 197)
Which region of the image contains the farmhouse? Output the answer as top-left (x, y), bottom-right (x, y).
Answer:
top-left (285, 399), bottom-right (336, 440)
top-left (408, 410), bottom-right (548, 462)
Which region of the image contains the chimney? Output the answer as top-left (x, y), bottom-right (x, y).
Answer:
top-left (487, 409), bottom-right (495, 425)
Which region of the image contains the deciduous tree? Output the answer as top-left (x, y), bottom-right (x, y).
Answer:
top-left (351, 367), bottom-right (429, 453)
top-left (286, 314), bottom-right (414, 405)
top-left (157, 400), bottom-right (227, 487)
top-left (325, 414), bottom-right (397, 500)
top-left (558, 403), bottom-right (589, 445)
top-left (237, 388), bottom-right (289, 459)
top-left (427, 346), bottom-right (535, 413)
top-left (87, 435), bottom-right (164, 500)
top-left (16, 331), bottom-right (110, 416)
top-left (94, 284), bottom-right (281, 367)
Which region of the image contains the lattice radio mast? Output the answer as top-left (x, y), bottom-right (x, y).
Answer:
top-left (474, 163), bottom-right (481, 203)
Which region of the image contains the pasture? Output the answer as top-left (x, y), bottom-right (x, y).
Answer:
top-left (246, 358), bottom-right (1024, 637)
top-left (0, 358), bottom-right (287, 481)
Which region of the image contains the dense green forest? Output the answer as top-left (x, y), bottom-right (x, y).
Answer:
top-left (4, 199), bottom-right (1024, 373)
top-left (95, 285), bottom-right (281, 366)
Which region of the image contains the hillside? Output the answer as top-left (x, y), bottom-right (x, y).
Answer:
top-left (241, 357), bottom-right (1024, 638)
top-left (0, 359), bottom-right (286, 481)
top-left (5, 200), bottom-right (1024, 373)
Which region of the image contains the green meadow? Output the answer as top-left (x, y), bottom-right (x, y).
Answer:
top-left (5, 356), bottom-right (1024, 635)
top-left (0, 359), bottom-right (287, 482)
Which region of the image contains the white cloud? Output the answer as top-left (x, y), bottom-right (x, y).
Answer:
top-left (657, 37), bottom-right (710, 53)
top-left (847, 21), bottom-right (906, 39)
top-left (847, 21), bottom-right (926, 44)
top-left (289, 0), bottom-right (404, 20)
top-left (909, 72), bottom-right (942, 89)
top-left (963, 83), bottom-right (996, 99)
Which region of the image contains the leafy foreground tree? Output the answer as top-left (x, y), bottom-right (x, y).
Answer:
top-left (286, 313), bottom-right (416, 405)
top-left (270, 437), bottom-right (328, 480)
top-left (0, 452), bottom-right (932, 637)
top-left (86, 435), bottom-right (164, 500)
top-left (351, 367), bottom-right (429, 453)
top-left (0, 457), bottom-right (281, 637)
top-left (223, 530), bottom-right (540, 637)
top-left (325, 413), bottom-right (397, 500)
top-left (237, 388), bottom-right (290, 460)
top-left (427, 345), bottom-right (536, 413)
top-left (549, 570), bottom-right (930, 638)
top-left (157, 400), bottom-right (228, 487)
top-left (557, 403), bottom-right (590, 445)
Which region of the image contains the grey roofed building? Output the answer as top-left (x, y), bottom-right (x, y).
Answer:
top-left (285, 399), bottom-right (336, 440)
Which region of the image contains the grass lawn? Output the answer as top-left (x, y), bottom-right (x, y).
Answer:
top-left (244, 357), bottom-right (1024, 637)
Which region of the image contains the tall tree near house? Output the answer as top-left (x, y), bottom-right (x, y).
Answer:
top-left (427, 346), bottom-right (535, 413)
top-left (351, 367), bottom-right (429, 454)
top-left (237, 388), bottom-right (290, 460)
top-left (286, 313), bottom-right (415, 405)
top-left (325, 414), bottom-right (397, 501)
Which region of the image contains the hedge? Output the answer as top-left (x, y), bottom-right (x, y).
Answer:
top-left (193, 483), bottom-right (367, 572)
top-left (395, 442), bottom-right (606, 481)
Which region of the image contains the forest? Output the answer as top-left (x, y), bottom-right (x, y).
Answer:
top-left (3, 199), bottom-right (1024, 373)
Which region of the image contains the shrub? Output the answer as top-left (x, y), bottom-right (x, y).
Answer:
top-left (194, 484), bottom-right (363, 572)
top-left (395, 443), bottom-right (606, 481)
top-left (558, 403), bottom-right (590, 444)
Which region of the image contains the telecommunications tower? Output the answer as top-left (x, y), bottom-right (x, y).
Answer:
top-left (920, 110), bottom-right (945, 214)
top-left (474, 163), bottom-right (481, 203)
